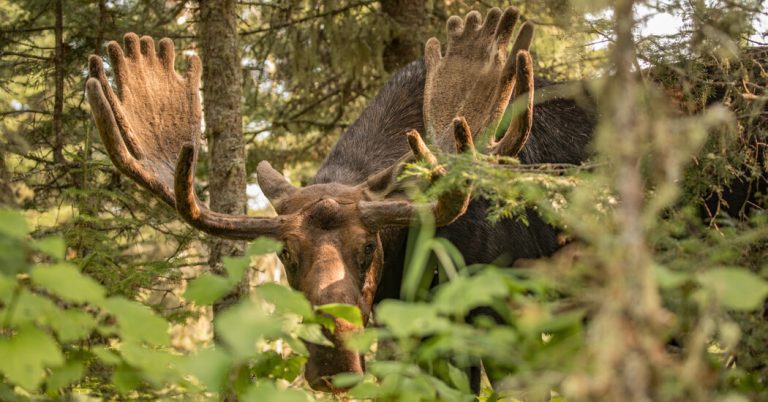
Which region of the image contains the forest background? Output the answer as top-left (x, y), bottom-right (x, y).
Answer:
top-left (0, 0), bottom-right (767, 401)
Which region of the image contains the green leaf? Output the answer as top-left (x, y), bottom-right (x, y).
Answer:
top-left (251, 351), bottom-right (306, 382)
top-left (8, 289), bottom-right (60, 327)
top-left (698, 267), bottom-right (768, 311)
top-left (0, 236), bottom-right (27, 275)
top-left (433, 269), bottom-right (508, 317)
top-left (33, 236), bottom-right (66, 261)
top-left (0, 209), bottom-right (29, 240)
top-left (256, 283), bottom-right (313, 318)
top-left (446, 362), bottom-right (471, 394)
top-left (344, 327), bottom-right (381, 354)
top-left (347, 381), bottom-right (380, 399)
top-left (215, 299), bottom-right (284, 360)
top-left (223, 256), bottom-right (250, 281)
top-left (316, 303), bottom-right (363, 327)
top-left (240, 381), bottom-right (311, 402)
top-left (0, 325), bottom-right (64, 390)
top-left (103, 297), bottom-right (170, 346)
top-left (182, 347), bottom-right (232, 393)
top-left (91, 346), bottom-right (121, 365)
top-left (376, 301), bottom-right (451, 338)
top-left (30, 263), bottom-right (105, 304)
top-left (119, 341), bottom-right (180, 385)
top-left (111, 364), bottom-right (141, 394)
top-left (48, 309), bottom-right (97, 342)
top-left (184, 273), bottom-right (232, 305)
top-left (247, 237), bottom-right (283, 256)
top-left (655, 264), bottom-right (691, 289)
top-left (46, 360), bottom-right (84, 392)
top-left (0, 275), bottom-right (16, 302)
top-left (295, 323), bottom-right (333, 347)
top-left (332, 372), bottom-right (364, 388)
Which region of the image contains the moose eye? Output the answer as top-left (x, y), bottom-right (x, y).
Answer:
top-left (364, 242), bottom-right (376, 256)
top-left (279, 248), bottom-right (293, 265)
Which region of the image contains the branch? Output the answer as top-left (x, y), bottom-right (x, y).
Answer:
top-left (240, 0), bottom-right (377, 35)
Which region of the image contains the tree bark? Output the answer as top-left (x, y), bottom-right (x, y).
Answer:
top-left (380, 0), bottom-right (426, 73)
top-left (198, 0), bottom-right (247, 304)
top-left (52, 0), bottom-right (64, 164)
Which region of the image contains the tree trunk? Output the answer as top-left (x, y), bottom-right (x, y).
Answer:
top-left (198, 0), bottom-right (247, 308)
top-left (53, 0), bottom-right (64, 164)
top-left (380, 0), bottom-right (426, 73)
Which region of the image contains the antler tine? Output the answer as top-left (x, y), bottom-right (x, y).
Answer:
top-left (175, 144), bottom-right (287, 240)
top-left (359, 119), bottom-right (474, 229)
top-left (490, 49), bottom-right (535, 157)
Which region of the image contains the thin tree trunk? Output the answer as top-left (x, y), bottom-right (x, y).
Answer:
top-left (198, 0), bottom-right (247, 309)
top-left (53, 0), bottom-right (64, 164)
top-left (380, 0), bottom-right (426, 73)
top-left (0, 150), bottom-right (14, 207)
top-left (587, 1), bottom-right (671, 400)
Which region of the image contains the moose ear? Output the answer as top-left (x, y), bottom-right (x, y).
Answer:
top-left (257, 161), bottom-right (297, 204)
top-left (359, 153), bottom-right (414, 201)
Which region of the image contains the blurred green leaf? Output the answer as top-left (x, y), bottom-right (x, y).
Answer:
top-left (30, 263), bottom-right (105, 304)
top-left (184, 273), bottom-right (232, 305)
top-left (256, 283), bottom-right (313, 318)
top-left (223, 256), bottom-right (250, 281)
top-left (119, 341), bottom-right (180, 385)
top-left (698, 267), bottom-right (768, 311)
top-left (316, 303), bottom-right (363, 327)
top-left (344, 327), bottom-right (381, 354)
top-left (215, 299), bottom-right (284, 360)
top-left (347, 381), bottom-right (380, 399)
top-left (111, 364), bottom-right (141, 394)
top-left (103, 297), bottom-right (170, 346)
top-left (655, 264), bottom-right (692, 289)
top-left (376, 301), bottom-right (451, 338)
top-left (9, 289), bottom-right (60, 327)
top-left (433, 269), bottom-right (508, 317)
top-left (332, 372), bottom-right (364, 388)
top-left (45, 360), bottom-right (84, 392)
top-left (296, 323), bottom-right (333, 347)
top-left (0, 325), bottom-right (64, 390)
top-left (48, 309), bottom-right (96, 342)
top-left (91, 346), bottom-right (121, 366)
top-left (0, 209), bottom-right (29, 240)
top-left (182, 347), bottom-right (232, 393)
top-left (241, 381), bottom-right (311, 402)
top-left (33, 236), bottom-right (66, 261)
top-left (247, 237), bottom-right (283, 256)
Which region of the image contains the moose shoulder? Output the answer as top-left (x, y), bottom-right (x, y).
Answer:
top-left (85, 6), bottom-right (596, 393)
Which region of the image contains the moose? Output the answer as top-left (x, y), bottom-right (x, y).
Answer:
top-left (86, 6), bottom-right (597, 393)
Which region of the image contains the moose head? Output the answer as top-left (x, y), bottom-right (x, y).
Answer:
top-left (86, 6), bottom-right (535, 392)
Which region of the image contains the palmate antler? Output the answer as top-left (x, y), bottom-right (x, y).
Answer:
top-left (358, 7), bottom-right (536, 227)
top-left (86, 34), bottom-right (286, 239)
top-left (424, 7), bottom-right (535, 156)
top-left (87, 34), bottom-right (470, 238)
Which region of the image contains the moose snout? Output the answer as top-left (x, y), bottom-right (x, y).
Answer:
top-left (304, 318), bottom-right (364, 392)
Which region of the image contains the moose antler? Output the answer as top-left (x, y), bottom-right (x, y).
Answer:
top-left (358, 7), bottom-right (536, 228)
top-left (424, 7), bottom-right (535, 156)
top-left (86, 34), bottom-right (285, 239)
top-left (359, 117), bottom-right (475, 228)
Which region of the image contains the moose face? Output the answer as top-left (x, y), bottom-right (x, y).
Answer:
top-left (272, 183), bottom-right (384, 391)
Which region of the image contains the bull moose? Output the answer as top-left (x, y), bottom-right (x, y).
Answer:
top-left (85, 6), bottom-right (596, 393)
